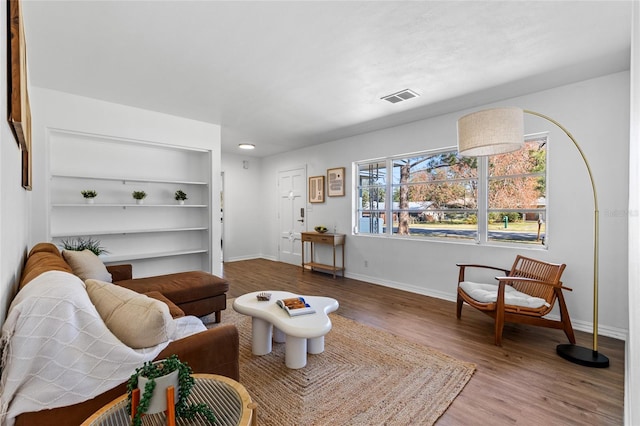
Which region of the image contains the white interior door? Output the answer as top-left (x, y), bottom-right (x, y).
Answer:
top-left (278, 167), bottom-right (306, 265)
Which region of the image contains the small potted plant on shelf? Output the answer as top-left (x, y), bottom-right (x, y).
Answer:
top-left (61, 237), bottom-right (108, 256)
top-left (174, 189), bottom-right (188, 205)
top-left (132, 190), bottom-right (147, 205)
top-left (81, 190), bottom-right (98, 204)
top-left (126, 355), bottom-right (216, 426)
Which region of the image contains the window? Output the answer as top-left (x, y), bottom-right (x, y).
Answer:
top-left (487, 136), bottom-right (547, 244)
top-left (355, 134), bottom-right (547, 246)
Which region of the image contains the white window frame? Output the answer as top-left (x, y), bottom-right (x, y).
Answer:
top-left (353, 134), bottom-right (548, 248)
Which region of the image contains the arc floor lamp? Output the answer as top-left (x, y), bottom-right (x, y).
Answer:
top-left (457, 106), bottom-right (609, 368)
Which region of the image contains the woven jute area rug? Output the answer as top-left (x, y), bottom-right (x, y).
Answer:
top-left (207, 303), bottom-right (475, 425)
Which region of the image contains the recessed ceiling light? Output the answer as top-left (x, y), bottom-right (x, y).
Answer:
top-left (238, 143), bottom-right (255, 150)
top-left (381, 89), bottom-right (420, 104)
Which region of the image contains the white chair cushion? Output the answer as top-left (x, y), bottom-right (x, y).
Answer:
top-left (460, 281), bottom-right (550, 308)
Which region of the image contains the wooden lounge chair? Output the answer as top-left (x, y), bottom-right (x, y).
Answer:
top-left (456, 255), bottom-right (576, 346)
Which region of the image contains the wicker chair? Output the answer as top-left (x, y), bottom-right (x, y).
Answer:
top-left (456, 255), bottom-right (576, 346)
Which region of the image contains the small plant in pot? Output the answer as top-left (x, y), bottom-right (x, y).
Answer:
top-left (81, 190), bottom-right (98, 204)
top-left (61, 237), bottom-right (108, 256)
top-left (174, 189), bottom-right (188, 205)
top-left (126, 355), bottom-right (216, 426)
top-left (132, 190), bottom-right (147, 204)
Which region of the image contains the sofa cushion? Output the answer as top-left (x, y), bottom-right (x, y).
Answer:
top-left (85, 279), bottom-right (176, 348)
top-left (62, 249), bottom-right (112, 282)
top-left (28, 242), bottom-right (63, 257)
top-left (19, 250), bottom-right (73, 289)
top-left (144, 291), bottom-right (186, 318)
top-left (115, 271), bottom-right (228, 305)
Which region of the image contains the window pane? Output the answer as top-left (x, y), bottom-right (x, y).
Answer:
top-left (357, 211), bottom-right (385, 234)
top-left (390, 150), bottom-right (478, 238)
top-left (489, 139), bottom-right (547, 177)
top-left (358, 162), bottom-right (386, 186)
top-left (487, 136), bottom-right (547, 245)
top-left (393, 181), bottom-right (478, 208)
top-left (487, 211), bottom-right (546, 245)
top-left (392, 153), bottom-right (477, 184)
top-left (391, 210), bottom-right (477, 240)
top-left (488, 176), bottom-right (545, 209)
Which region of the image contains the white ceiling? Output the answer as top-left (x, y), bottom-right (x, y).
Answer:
top-left (21, 1), bottom-right (632, 158)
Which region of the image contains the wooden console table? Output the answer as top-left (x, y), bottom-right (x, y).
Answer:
top-left (301, 232), bottom-right (345, 278)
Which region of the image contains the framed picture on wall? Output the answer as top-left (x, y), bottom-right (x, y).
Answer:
top-left (327, 167), bottom-right (345, 197)
top-left (8, 0), bottom-right (32, 190)
top-left (309, 176), bottom-right (325, 203)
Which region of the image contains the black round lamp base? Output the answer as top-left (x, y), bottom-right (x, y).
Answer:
top-left (556, 344), bottom-right (609, 368)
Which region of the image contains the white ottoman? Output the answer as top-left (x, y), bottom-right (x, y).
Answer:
top-left (233, 291), bottom-right (339, 369)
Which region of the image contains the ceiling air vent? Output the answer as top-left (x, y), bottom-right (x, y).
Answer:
top-left (381, 89), bottom-right (420, 104)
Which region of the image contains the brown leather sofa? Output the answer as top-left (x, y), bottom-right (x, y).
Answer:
top-left (11, 242), bottom-right (239, 426)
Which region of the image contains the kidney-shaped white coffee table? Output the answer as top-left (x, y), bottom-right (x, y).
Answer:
top-left (233, 291), bottom-right (339, 369)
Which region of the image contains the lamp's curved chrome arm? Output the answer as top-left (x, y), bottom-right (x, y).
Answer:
top-left (524, 109), bottom-right (600, 353)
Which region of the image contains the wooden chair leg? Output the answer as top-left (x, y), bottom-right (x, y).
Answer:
top-left (456, 293), bottom-right (463, 319)
top-left (556, 291), bottom-right (576, 344)
top-left (494, 314), bottom-right (504, 346)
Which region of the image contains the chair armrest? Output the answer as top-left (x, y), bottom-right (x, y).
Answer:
top-left (456, 263), bottom-right (510, 283)
top-left (494, 276), bottom-right (573, 291)
top-left (106, 264), bottom-right (132, 281)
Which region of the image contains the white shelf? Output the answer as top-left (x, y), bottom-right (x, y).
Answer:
top-left (49, 132), bottom-right (213, 273)
top-left (101, 249), bottom-right (208, 263)
top-left (51, 173), bottom-right (208, 186)
top-left (51, 227), bottom-right (208, 238)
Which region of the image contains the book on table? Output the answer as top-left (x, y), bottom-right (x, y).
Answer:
top-left (277, 297), bottom-right (316, 317)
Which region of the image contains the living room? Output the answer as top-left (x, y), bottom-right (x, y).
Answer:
top-left (1, 1), bottom-right (639, 425)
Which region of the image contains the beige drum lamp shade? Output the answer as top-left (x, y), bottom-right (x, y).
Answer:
top-left (457, 107), bottom-right (524, 157)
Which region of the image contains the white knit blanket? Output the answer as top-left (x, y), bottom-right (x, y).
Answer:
top-left (0, 271), bottom-right (206, 426)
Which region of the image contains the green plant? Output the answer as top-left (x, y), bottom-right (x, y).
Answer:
top-left (132, 190), bottom-right (147, 200)
top-left (80, 190), bottom-right (97, 198)
top-left (60, 237), bottom-right (108, 256)
top-left (126, 355), bottom-right (216, 426)
top-left (174, 190), bottom-right (188, 201)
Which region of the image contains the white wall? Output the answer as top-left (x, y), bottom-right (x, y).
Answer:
top-left (29, 88), bottom-right (224, 277)
top-left (626, 2), bottom-right (639, 423)
top-left (248, 71), bottom-right (630, 338)
top-left (0, 8), bottom-right (31, 325)
top-left (221, 153), bottom-right (264, 262)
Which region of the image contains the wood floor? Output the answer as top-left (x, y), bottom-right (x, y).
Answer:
top-left (222, 259), bottom-right (625, 425)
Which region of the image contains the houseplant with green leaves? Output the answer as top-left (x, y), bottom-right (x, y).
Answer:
top-left (132, 190), bottom-right (147, 204)
top-left (61, 237), bottom-right (108, 256)
top-left (174, 189), bottom-right (188, 204)
top-left (81, 190), bottom-right (98, 203)
top-left (126, 354), bottom-right (216, 426)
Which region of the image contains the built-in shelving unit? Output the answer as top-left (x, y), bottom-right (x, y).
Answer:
top-left (48, 129), bottom-right (213, 276)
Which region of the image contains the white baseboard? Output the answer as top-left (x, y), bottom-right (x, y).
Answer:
top-left (224, 254), bottom-right (263, 262)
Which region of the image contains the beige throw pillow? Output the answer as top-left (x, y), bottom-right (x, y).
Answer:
top-left (62, 249), bottom-right (112, 282)
top-left (85, 279), bottom-right (176, 349)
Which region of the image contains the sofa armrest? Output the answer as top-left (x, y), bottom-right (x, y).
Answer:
top-left (15, 325), bottom-right (239, 426)
top-left (106, 264), bottom-right (132, 281)
top-left (155, 324), bottom-right (240, 381)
